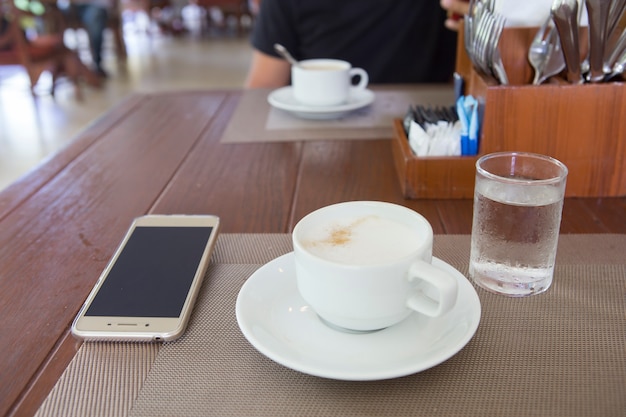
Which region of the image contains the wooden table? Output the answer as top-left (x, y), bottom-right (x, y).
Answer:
top-left (1, 90), bottom-right (624, 417)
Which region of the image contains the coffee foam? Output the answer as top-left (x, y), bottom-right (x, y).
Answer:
top-left (300, 215), bottom-right (420, 265)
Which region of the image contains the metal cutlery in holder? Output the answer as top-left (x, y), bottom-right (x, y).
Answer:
top-left (392, 25), bottom-right (625, 199)
top-left (456, 25), bottom-right (626, 197)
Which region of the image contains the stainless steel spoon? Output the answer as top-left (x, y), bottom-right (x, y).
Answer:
top-left (607, 0), bottom-right (626, 39)
top-left (529, 17), bottom-right (555, 84)
top-left (273, 43), bottom-right (299, 66)
top-left (585, 0), bottom-right (612, 82)
top-left (605, 27), bottom-right (626, 72)
top-left (552, 0), bottom-right (584, 84)
top-left (536, 28), bottom-right (566, 84)
top-left (609, 48), bottom-right (626, 78)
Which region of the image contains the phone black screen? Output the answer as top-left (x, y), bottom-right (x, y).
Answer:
top-left (85, 226), bottom-right (214, 318)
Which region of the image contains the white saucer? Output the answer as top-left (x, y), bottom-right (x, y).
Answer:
top-left (236, 252), bottom-right (481, 381)
top-left (267, 86), bottom-right (375, 120)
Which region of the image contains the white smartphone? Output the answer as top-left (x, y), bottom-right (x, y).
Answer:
top-left (72, 214), bottom-right (220, 342)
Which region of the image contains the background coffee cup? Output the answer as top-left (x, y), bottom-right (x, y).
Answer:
top-left (291, 59), bottom-right (368, 107)
top-left (292, 201), bottom-right (458, 332)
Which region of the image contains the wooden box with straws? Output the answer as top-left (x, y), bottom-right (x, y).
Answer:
top-left (392, 25), bottom-right (626, 199)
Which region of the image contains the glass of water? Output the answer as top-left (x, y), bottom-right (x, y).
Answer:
top-left (469, 152), bottom-right (568, 297)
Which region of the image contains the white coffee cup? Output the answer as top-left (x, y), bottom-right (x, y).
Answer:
top-left (291, 59), bottom-right (368, 107)
top-left (292, 201), bottom-right (458, 332)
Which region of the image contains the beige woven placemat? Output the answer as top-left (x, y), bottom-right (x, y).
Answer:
top-left (36, 234), bottom-right (626, 417)
top-left (220, 86), bottom-right (454, 143)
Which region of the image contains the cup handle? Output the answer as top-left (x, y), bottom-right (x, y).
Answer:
top-left (349, 68), bottom-right (369, 90)
top-left (406, 260), bottom-right (458, 318)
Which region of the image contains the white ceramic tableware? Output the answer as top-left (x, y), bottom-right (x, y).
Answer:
top-left (292, 201), bottom-right (458, 332)
top-left (236, 252), bottom-right (481, 380)
top-left (267, 86), bottom-right (374, 120)
top-left (291, 59), bottom-right (368, 107)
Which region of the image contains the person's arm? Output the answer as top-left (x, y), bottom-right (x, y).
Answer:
top-left (244, 49), bottom-right (291, 88)
top-left (440, 0), bottom-right (470, 31)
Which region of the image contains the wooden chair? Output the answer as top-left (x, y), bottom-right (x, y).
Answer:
top-left (0, 0), bottom-right (101, 98)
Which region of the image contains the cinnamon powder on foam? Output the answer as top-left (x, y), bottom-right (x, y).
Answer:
top-left (305, 216), bottom-right (373, 248)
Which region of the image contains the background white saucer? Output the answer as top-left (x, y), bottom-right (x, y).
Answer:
top-left (236, 252), bottom-right (481, 381)
top-left (267, 87), bottom-right (375, 120)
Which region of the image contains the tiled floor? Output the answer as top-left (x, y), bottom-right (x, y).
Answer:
top-left (0, 27), bottom-right (252, 191)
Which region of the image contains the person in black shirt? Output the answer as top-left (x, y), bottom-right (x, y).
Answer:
top-left (245, 0), bottom-right (458, 88)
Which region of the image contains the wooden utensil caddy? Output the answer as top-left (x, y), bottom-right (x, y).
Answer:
top-left (392, 26), bottom-right (626, 199)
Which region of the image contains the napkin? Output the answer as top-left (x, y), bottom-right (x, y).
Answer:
top-left (408, 120), bottom-right (462, 157)
top-left (404, 105), bottom-right (462, 157)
